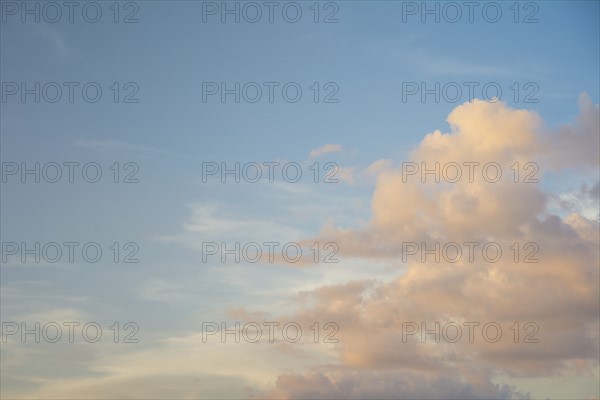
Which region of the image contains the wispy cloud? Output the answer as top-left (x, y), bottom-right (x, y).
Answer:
top-left (308, 144), bottom-right (344, 159)
top-left (75, 140), bottom-right (186, 158)
top-left (34, 26), bottom-right (74, 59)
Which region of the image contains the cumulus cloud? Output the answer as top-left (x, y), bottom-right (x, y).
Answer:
top-left (241, 96), bottom-right (600, 399)
top-left (312, 96), bottom-right (598, 256)
top-left (542, 93), bottom-right (600, 170)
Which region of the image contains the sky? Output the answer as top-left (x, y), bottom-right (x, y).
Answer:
top-left (0, 1), bottom-right (599, 399)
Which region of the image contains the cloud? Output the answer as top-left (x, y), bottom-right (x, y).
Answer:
top-left (553, 182), bottom-right (600, 221)
top-left (336, 166), bottom-right (356, 185)
top-left (309, 144), bottom-right (344, 159)
top-left (542, 93), bottom-right (600, 169)
top-left (34, 26), bottom-right (74, 59)
top-left (262, 370), bottom-right (530, 399)
top-left (4, 328), bottom-right (336, 399)
top-left (377, 45), bottom-right (531, 78)
top-left (238, 96), bottom-right (600, 399)
top-left (365, 159), bottom-right (393, 177)
top-left (75, 140), bottom-right (185, 158)
top-left (159, 203), bottom-right (305, 246)
top-left (313, 95), bottom-right (598, 255)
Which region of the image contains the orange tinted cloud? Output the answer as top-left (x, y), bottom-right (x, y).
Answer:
top-left (248, 97), bottom-right (600, 399)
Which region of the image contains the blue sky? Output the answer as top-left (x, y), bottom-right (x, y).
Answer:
top-left (1, 1), bottom-right (599, 399)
